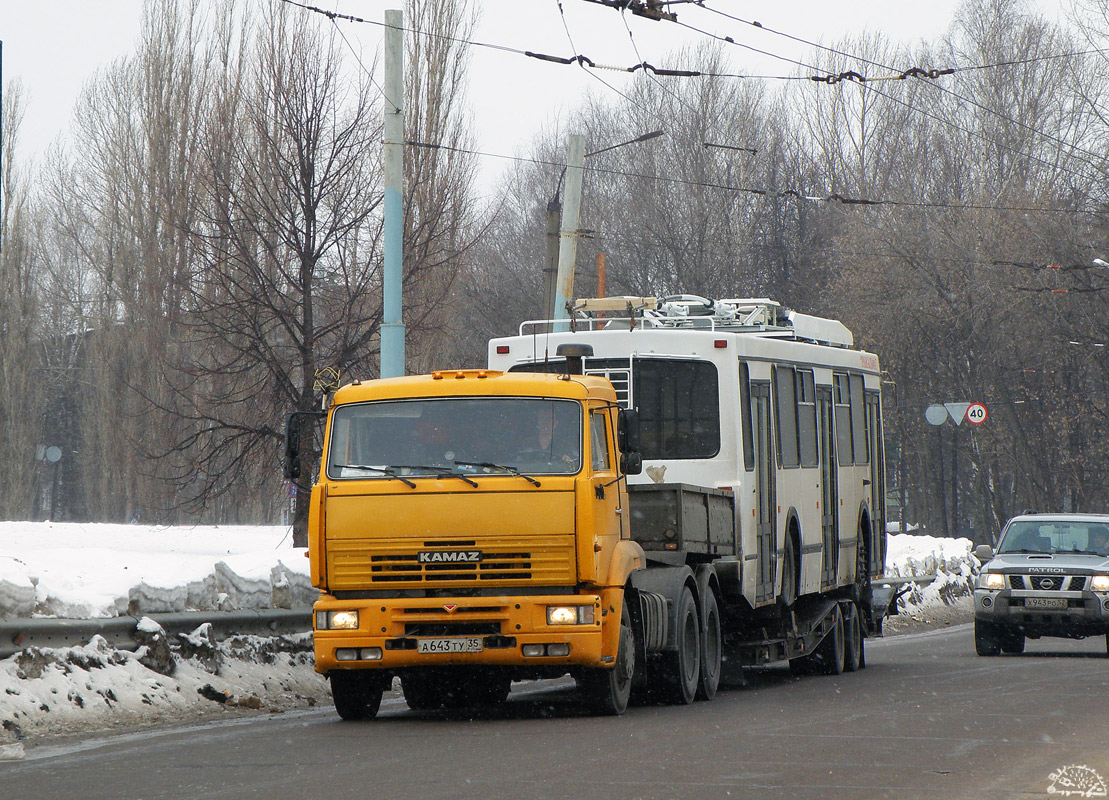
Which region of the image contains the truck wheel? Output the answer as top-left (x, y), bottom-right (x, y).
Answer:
top-left (814, 605), bottom-right (845, 675)
top-left (580, 603), bottom-right (634, 715)
top-left (441, 670), bottom-right (511, 709)
top-left (696, 588), bottom-right (722, 701)
top-left (843, 602), bottom-right (862, 672)
top-left (974, 619), bottom-right (1002, 656)
top-left (659, 586), bottom-right (701, 705)
top-left (1000, 629), bottom-right (1026, 654)
top-left (402, 672), bottom-right (447, 711)
top-left (330, 671), bottom-right (386, 721)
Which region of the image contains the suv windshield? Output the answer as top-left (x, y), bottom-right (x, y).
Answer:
top-left (326, 397), bottom-right (582, 480)
top-left (997, 520), bottom-right (1109, 556)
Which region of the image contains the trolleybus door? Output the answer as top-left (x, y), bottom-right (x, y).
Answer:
top-left (750, 381), bottom-right (777, 605)
top-left (818, 386), bottom-right (839, 588)
top-left (865, 392), bottom-right (885, 575)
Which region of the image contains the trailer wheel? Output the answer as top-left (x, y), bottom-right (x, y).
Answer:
top-left (580, 602), bottom-right (635, 715)
top-left (843, 603), bottom-right (862, 673)
top-left (659, 586), bottom-right (701, 705)
top-left (813, 605), bottom-right (845, 675)
top-left (696, 587), bottom-right (722, 701)
top-left (330, 671), bottom-right (386, 721)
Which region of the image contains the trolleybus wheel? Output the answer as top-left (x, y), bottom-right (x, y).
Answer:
top-left (843, 602), bottom-right (862, 673)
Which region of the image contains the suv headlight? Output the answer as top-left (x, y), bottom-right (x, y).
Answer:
top-left (979, 572), bottom-right (1005, 590)
top-left (1091, 575), bottom-right (1109, 592)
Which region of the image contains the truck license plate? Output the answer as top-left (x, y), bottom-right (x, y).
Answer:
top-left (417, 637), bottom-right (483, 654)
top-left (1025, 597), bottom-right (1066, 609)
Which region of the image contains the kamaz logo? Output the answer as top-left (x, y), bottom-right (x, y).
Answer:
top-left (418, 550), bottom-right (483, 564)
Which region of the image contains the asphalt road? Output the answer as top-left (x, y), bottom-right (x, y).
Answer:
top-left (5, 624), bottom-right (1108, 800)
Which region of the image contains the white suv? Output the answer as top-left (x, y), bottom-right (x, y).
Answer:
top-left (973, 513), bottom-right (1109, 656)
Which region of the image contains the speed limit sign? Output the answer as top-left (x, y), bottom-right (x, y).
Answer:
top-left (966, 403), bottom-right (988, 425)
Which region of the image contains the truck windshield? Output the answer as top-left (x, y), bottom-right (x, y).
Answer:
top-left (326, 397), bottom-right (582, 480)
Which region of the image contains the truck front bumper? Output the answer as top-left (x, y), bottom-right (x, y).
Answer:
top-left (313, 590), bottom-right (619, 673)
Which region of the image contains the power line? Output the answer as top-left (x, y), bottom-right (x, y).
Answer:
top-left (406, 139), bottom-right (1106, 215)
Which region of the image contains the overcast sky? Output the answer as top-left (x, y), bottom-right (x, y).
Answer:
top-left (2, 0), bottom-right (1063, 196)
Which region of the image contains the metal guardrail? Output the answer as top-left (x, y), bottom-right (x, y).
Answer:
top-left (0, 609), bottom-right (312, 659)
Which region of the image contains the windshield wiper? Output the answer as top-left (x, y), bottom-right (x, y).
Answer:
top-left (454, 460), bottom-right (541, 487)
top-left (333, 464), bottom-right (416, 488)
top-left (388, 465), bottom-right (478, 488)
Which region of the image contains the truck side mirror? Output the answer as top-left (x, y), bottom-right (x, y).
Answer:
top-left (973, 544), bottom-right (994, 562)
top-left (618, 408), bottom-right (640, 454)
top-left (621, 451), bottom-right (643, 476)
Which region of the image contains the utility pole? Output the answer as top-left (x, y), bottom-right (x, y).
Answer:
top-left (552, 134), bottom-right (585, 331)
top-left (380, 9), bottom-right (405, 378)
top-left (543, 197), bottom-right (561, 324)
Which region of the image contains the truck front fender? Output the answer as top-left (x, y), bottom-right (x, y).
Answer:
top-left (605, 540), bottom-right (647, 588)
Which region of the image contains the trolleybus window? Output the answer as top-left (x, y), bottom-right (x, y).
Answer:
top-left (775, 365), bottom-right (799, 468)
top-left (834, 374), bottom-right (853, 467)
top-left (740, 363), bottom-right (754, 472)
top-left (634, 359), bottom-right (719, 460)
top-left (797, 369), bottom-right (818, 468)
top-left (850, 374), bottom-right (869, 465)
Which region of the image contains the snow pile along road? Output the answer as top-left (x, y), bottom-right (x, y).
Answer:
top-left (0, 524), bottom-right (980, 757)
top-left (884, 532), bottom-right (979, 618)
top-left (0, 522), bottom-right (314, 619)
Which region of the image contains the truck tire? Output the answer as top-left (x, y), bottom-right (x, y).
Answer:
top-left (813, 605), bottom-right (845, 675)
top-left (330, 671), bottom-right (386, 721)
top-left (402, 672), bottom-right (448, 711)
top-left (696, 588), bottom-right (722, 701)
top-left (442, 670), bottom-right (511, 709)
top-left (1000, 629), bottom-right (1026, 654)
top-left (658, 586), bottom-right (701, 705)
top-left (843, 602), bottom-right (862, 673)
top-left (974, 618), bottom-right (1002, 656)
top-left (580, 603), bottom-right (635, 715)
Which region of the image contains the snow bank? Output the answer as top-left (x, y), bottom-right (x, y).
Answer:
top-left (0, 522), bottom-right (313, 619)
top-left (884, 532), bottom-right (979, 616)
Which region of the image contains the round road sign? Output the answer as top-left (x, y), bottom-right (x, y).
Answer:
top-left (925, 404), bottom-right (948, 426)
top-left (966, 403), bottom-right (988, 425)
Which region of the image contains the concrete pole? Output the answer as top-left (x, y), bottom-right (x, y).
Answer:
top-left (380, 9), bottom-right (406, 378)
top-left (552, 134), bottom-right (585, 331)
top-left (543, 198), bottom-right (561, 325)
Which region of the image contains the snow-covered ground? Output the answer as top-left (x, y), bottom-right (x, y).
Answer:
top-left (0, 523), bottom-right (979, 758)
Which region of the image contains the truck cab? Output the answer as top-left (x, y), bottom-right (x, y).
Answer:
top-left (302, 369), bottom-right (646, 717)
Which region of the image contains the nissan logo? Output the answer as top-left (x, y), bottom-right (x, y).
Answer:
top-left (1038, 577), bottom-right (1056, 590)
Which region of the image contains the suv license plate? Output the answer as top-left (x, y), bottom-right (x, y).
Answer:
top-left (417, 637), bottom-right (483, 654)
top-left (1025, 597), bottom-right (1066, 609)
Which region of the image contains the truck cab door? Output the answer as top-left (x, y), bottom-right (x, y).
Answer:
top-left (586, 407), bottom-right (622, 582)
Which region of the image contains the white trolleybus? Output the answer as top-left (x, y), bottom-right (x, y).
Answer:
top-left (488, 295), bottom-right (889, 674)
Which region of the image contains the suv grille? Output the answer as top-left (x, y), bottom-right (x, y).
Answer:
top-left (1008, 575), bottom-right (1086, 591)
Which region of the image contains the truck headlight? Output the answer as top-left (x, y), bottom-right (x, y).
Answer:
top-left (546, 605), bottom-right (595, 625)
top-left (1091, 575), bottom-right (1109, 592)
top-left (979, 573), bottom-right (1005, 590)
top-left (316, 610), bottom-right (360, 630)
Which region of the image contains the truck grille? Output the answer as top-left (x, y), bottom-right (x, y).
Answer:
top-left (1008, 575), bottom-right (1086, 591)
top-left (327, 537), bottom-right (575, 588)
